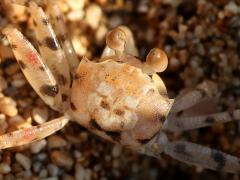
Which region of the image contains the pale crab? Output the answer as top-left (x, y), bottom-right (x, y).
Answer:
top-left (1, 0), bottom-right (240, 174)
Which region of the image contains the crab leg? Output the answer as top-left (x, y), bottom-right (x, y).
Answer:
top-left (46, 1), bottom-right (79, 75)
top-left (170, 81), bottom-right (218, 114)
top-left (170, 89), bottom-right (211, 114)
top-left (164, 109), bottom-right (240, 132)
top-left (28, 2), bottom-right (71, 107)
top-left (0, 116), bottom-right (69, 149)
top-left (164, 140), bottom-right (240, 173)
top-left (2, 27), bottom-right (62, 111)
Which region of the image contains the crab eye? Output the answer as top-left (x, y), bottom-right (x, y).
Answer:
top-left (106, 28), bottom-right (126, 52)
top-left (146, 48), bottom-right (168, 73)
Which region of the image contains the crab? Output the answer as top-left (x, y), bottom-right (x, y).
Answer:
top-left (1, 0), bottom-right (240, 174)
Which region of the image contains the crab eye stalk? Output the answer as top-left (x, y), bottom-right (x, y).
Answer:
top-left (146, 48), bottom-right (168, 73)
top-left (106, 28), bottom-right (126, 53)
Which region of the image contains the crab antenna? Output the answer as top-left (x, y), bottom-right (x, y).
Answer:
top-left (145, 48), bottom-right (168, 73)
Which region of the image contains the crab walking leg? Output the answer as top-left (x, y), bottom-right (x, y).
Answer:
top-left (101, 26), bottom-right (139, 59)
top-left (0, 116), bottom-right (69, 149)
top-left (163, 110), bottom-right (240, 132)
top-left (163, 109), bottom-right (240, 132)
top-left (164, 141), bottom-right (240, 173)
top-left (2, 27), bottom-right (62, 110)
top-left (170, 88), bottom-right (214, 114)
top-left (46, 1), bottom-right (79, 75)
top-left (28, 2), bottom-right (71, 103)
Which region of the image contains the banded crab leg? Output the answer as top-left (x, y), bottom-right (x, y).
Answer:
top-left (0, 116), bottom-right (69, 149)
top-left (164, 109), bottom-right (240, 132)
top-left (164, 140), bottom-right (240, 173)
top-left (46, 1), bottom-right (79, 76)
top-left (162, 81), bottom-right (240, 132)
top-left (170, 81), bottom-right (218, 114)
top-left (2, 27), bottom-right (63, 111)
top-left (144, 133), bottom-right (240, 173)
top-left (28, 2), bottom-right (71, 109)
